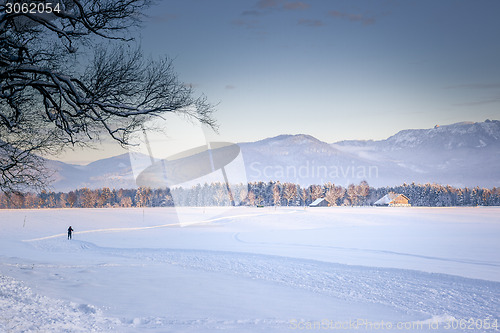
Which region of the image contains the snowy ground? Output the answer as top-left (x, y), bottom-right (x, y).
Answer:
top-left (0, 206), bottom-right (499, 332)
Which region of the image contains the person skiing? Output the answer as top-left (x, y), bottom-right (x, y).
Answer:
top-left (67, 226), bottom-right (74, 240)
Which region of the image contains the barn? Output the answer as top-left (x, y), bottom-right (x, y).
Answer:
top-left (309, 198), bottom-right (329, 207)
top-left (374, 192), bottom-right (411, 207)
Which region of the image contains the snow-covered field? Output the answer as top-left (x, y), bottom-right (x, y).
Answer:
top-left (0, 207), bottom-right (499, 332)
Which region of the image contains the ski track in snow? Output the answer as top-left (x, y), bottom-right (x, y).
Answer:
top-left (25, 238), bottom-right (500, 324)
top-left (105, 248), bottom-right (500, 321)
top-left (233, 233), bottom-right (500, 268)
top-left (21, 210), bottom-right (298, 242)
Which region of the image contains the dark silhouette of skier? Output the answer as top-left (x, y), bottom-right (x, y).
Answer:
top-left (67, 226), bottom-right (74, 240)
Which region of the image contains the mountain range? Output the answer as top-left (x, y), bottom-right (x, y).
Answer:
top-left (47, 120), bottom-right (500, 191)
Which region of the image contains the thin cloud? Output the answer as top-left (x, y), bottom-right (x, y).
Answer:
top-left (329, 10), bottom-right (375, 25)
top-left (149, 13), bottom-right (177, 23)
top-left (253, 0), bottom-right (310, 11)
top-left (242, 10), bottom-right (262, 16)
top-left (298, 19), bottom-right (323, 27)
top-left (237, 1), bottom-right (312, 30)
top-left (257, 0), bottom-right (281, 9)
top-left (231, 19), bottom-right (260, 29)
top-left (225, 85), bottom-right (236, 90)
top-left (284, 2), bottom-right (310, 10)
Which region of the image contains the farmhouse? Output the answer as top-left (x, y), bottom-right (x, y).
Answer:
top-left (309, 198), bottom-right (329, 207)
top-left (374, 192), bottom-right (411, 207)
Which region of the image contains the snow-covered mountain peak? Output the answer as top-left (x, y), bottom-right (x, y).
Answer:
top-left (247, 133), bottom-right (338, 156)
top-left (384, 120), bottom-right (500, 150)
top-left (255, 134), bottom-right (323, 145)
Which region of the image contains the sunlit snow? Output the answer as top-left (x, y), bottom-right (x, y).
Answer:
top-left (1, 207), bottom-right (499, 332)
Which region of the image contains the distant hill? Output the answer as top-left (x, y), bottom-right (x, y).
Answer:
top-left (331, 120), bottom-right (500, 187)
top-left (46, 154), bottom-right (138, 192)
top-left (46, 120), bottom-right (500, 191)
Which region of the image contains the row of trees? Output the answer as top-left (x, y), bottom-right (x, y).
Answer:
top-left (1, 181), bottom-right (500, 209)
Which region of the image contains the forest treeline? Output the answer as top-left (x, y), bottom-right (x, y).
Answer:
top-left (1, 181), bottom-right (500, 209)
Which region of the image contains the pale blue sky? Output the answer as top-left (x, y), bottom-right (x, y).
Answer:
top-left (59, 0), bottom-right (500, 163)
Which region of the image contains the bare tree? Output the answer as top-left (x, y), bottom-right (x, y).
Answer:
top-left (120, 196), bottom-right (132, 208)
top-left (1, 129), bottom-right (57, 193)
top-left (97, 187), bottom-right (113, 207)
top-left (357, 180), bottom-right (370, 205)
top-left (347, 184), bottom-right (358, 206)
top-left (283, 182), bottom-right (297, 206)
top-left (58, 192), bottom-right (67, 208)
top-left (80, 187), bottom-right (97, 208)
top-left (0, 0), bottom-right (216, 193)
top-left (247, 190), bottom-right (256, 206)
top-left (299, 187), bottom-right (308, 208)
top-left (309, 184), bottom-right (323, 202)
top-left (67, 190), bottom-right (77, 207)
top-left (135, 186), bottom-right (151, 207)
top-left (24, 192), bottom-right (38, 208)
top-left (324, 184), bottom-right (345, 206)
top-left (272, 182), bottom-right (281, 208)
